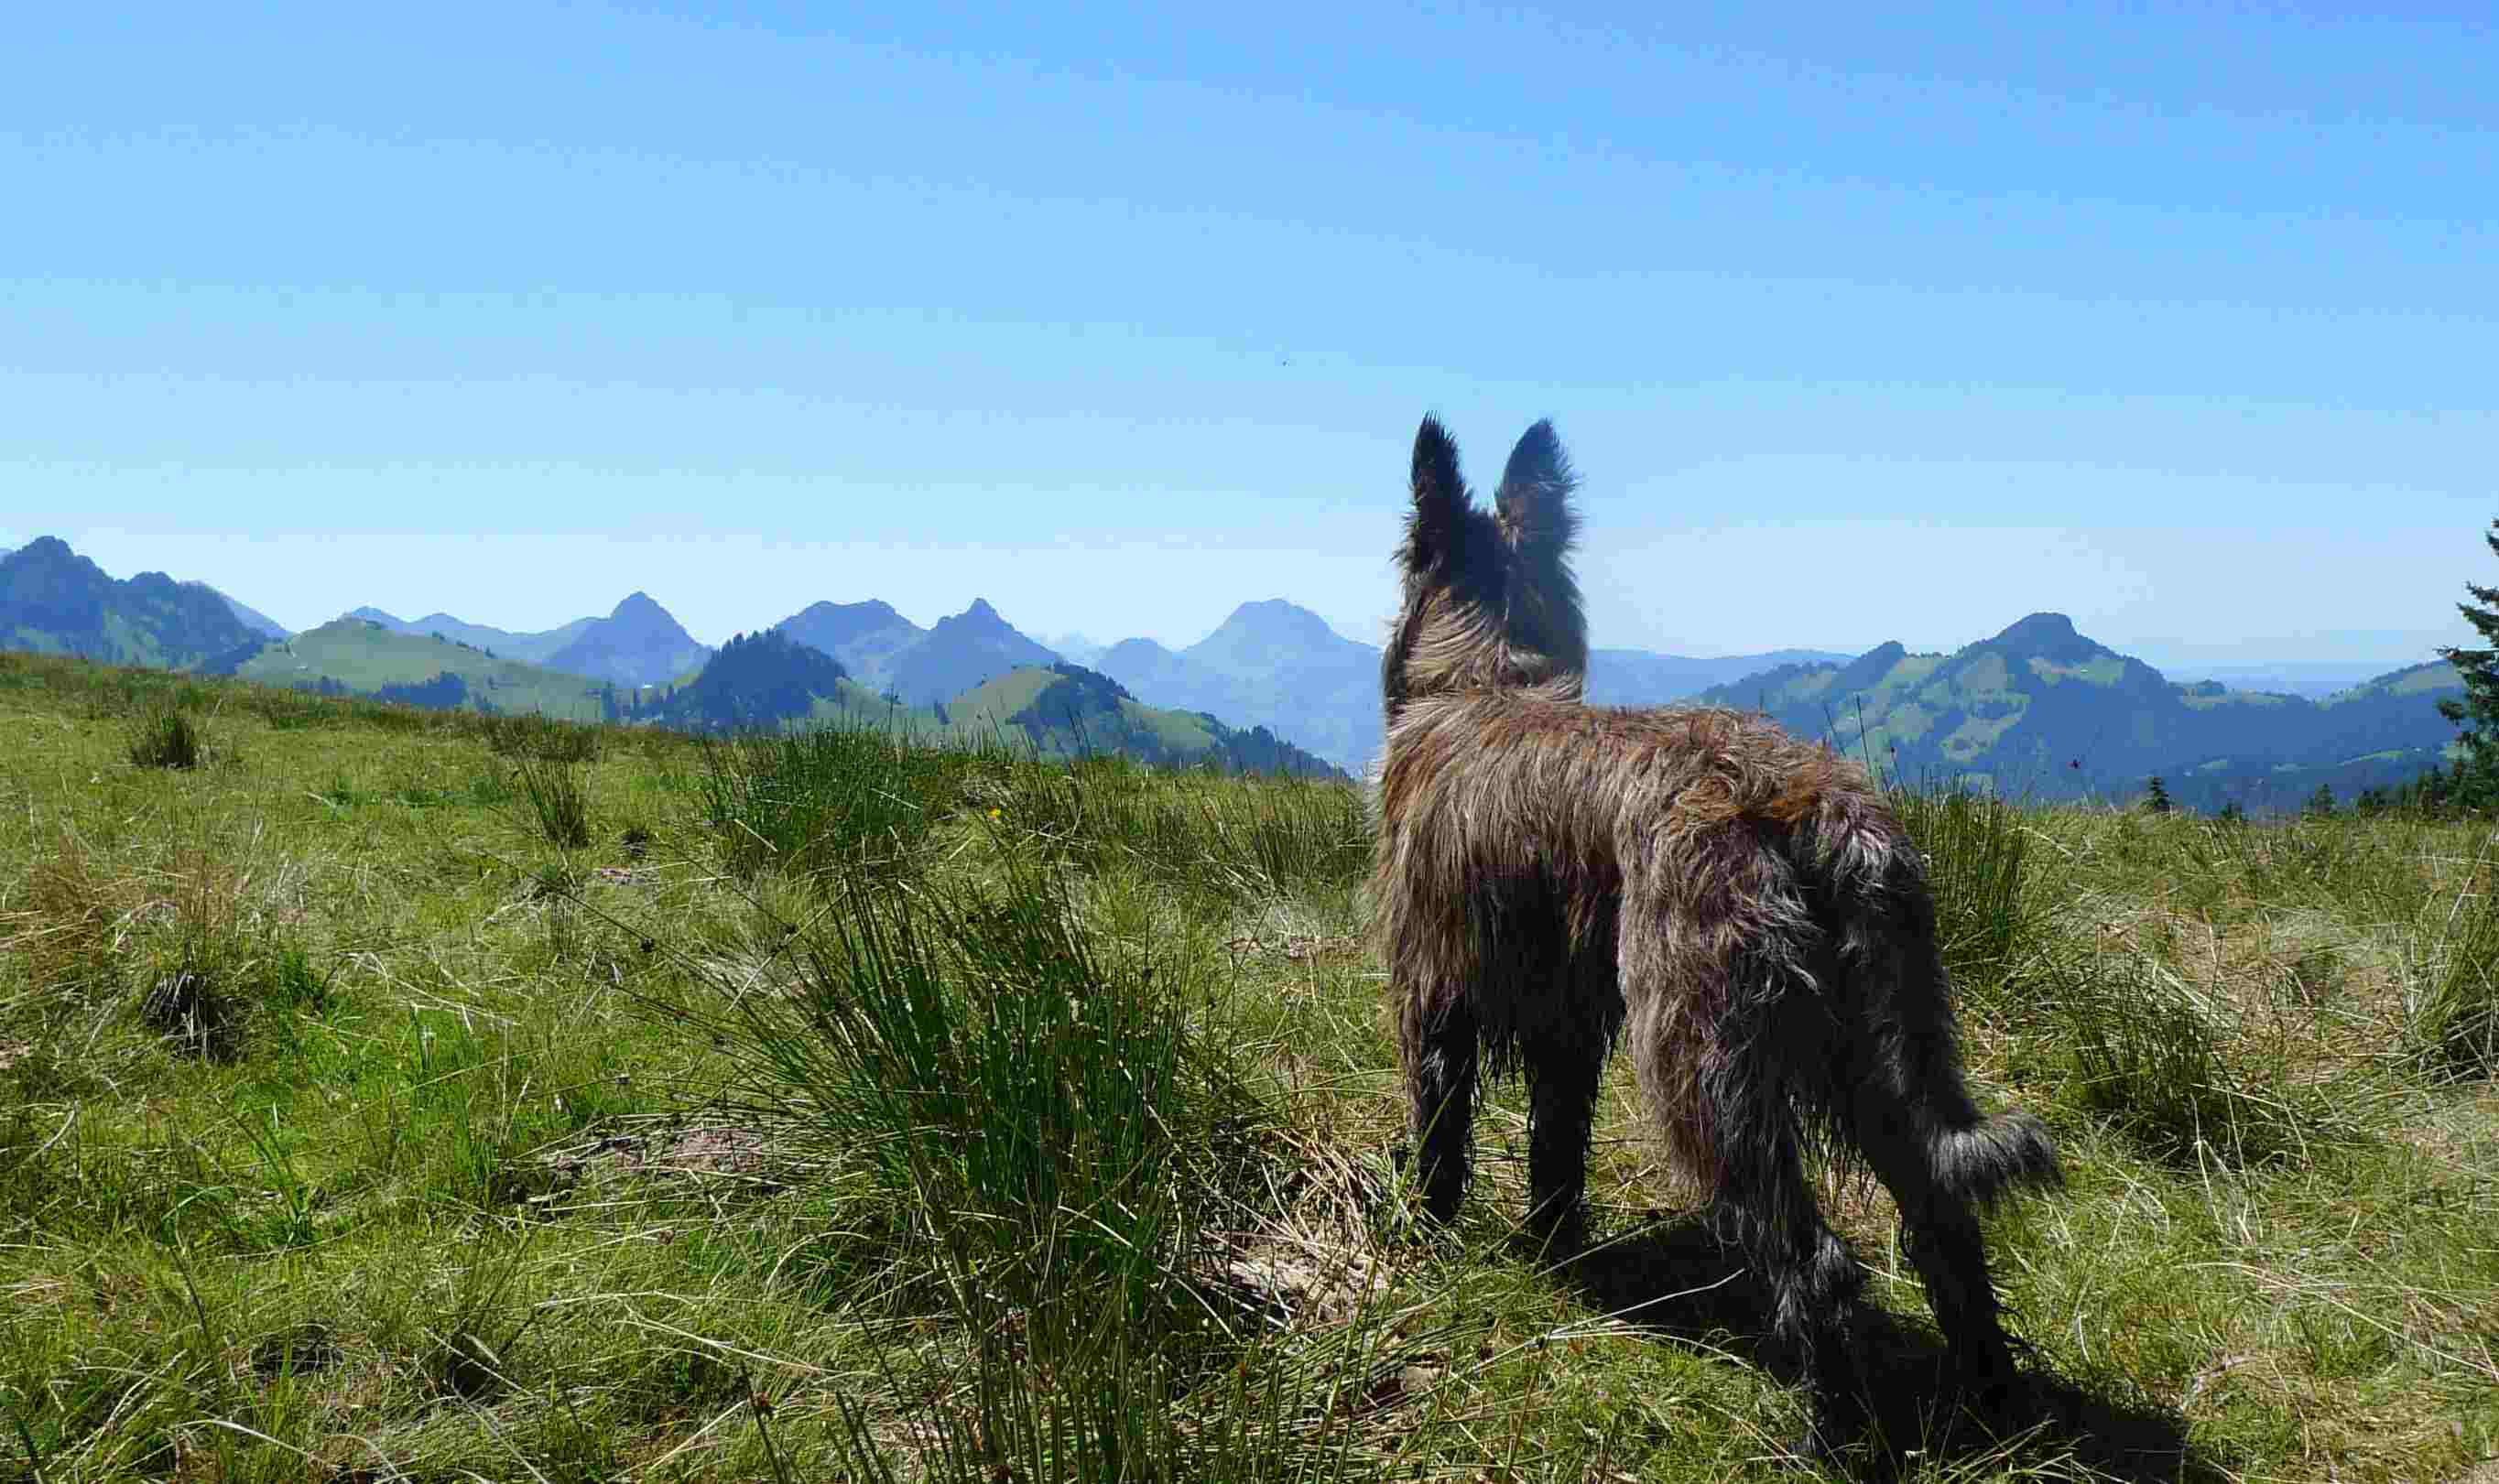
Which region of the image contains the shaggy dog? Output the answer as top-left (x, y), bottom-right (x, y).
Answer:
top-left (1373, 416), bottom-right (2060, 1448)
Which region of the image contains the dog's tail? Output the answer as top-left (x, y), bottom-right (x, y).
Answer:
top-left (1802, 799), bottom-right (2065, 1214)
top-left (1922, 1110), bottom-right (2061, 1212)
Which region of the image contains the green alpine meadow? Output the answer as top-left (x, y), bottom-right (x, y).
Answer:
top-left (2, 646), bottom-right (2494, 1481)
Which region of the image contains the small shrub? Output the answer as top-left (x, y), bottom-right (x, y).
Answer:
top-left (127, 707), bottom-right (206, 770)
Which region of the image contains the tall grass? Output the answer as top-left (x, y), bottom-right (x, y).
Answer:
top-left (979, 755), bottom-right (1371, 901)
top-left (125, 705), bottom-right (206, 770)
top-left (2413, 860), bottom-right (2499, 1078)
top-left (509, 753), bottom-right (593, 850)
top-left (481, 711), bottom-right (603, 764)
top-left (696, 726), bottom-right (958, 879)
top-left (2049, 959), bottom-right (2326, 1168)
top-left (702, 858), bottom-right (1266, 1323)
top-left (679, 857), bottom-right (1407, 1479)
top-left (1889, 784), bottom-right (2039, 1007)
top-left (1896, 785), bottom-right (2343, 1167)
top-left (833, 1312), bottom-right (1407, 1484)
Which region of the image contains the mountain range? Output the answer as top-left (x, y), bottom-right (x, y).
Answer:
top-left (234, 617), bottom-right (620, 720)
top-left (1, 537), bottom-right (265, 673)
top-left (346, 593), bottom-right (707, 686)
top-left (759, 595), bottom-right (1842, 772)
top-left (1697, 612), bottom-right (2463, 811)
top-left (774, 597), bottom-right (1059, 705)
top-left (636, 628), bottom-right (1341, 777)
top-left (0, 533), bottom-right (2474, 810)
top-left (342, 606), bottom-right (597, 666)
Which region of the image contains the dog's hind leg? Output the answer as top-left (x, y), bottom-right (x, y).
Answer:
top-left (1851, 1080), bottom-right (2030, 1405)
top-left (1848, 1058), bottom-right (2053, 1403)
top-left (1836, 894), bottom-right (2059, 1403)
top-left (1401, 982), bottom-right (1481, 1225)
top-left (1520, 1021), bottom-right (1604, 1252)
top-left (1519, 944), bottom-right (1621, 1254)
top-left (1711, 1067), bottom-right (1870, 1455)
top-left (1637, 890), bottom-right (1870, 1452)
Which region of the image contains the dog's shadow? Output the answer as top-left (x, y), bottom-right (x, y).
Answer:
top-left (1548, 1215), bottom-right (2218, 1482)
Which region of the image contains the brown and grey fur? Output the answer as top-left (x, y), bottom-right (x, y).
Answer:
top-left (1374, 416), bottom-right (2060, 1445)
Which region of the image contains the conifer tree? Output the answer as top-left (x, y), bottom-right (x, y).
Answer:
top-left (2436, 518), bottom-right (2499, 807)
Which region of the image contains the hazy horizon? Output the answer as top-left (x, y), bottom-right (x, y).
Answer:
top-left (7, 4), bottom-right (2490, 669)
top-left (0, 529), bottom-right (2461, 686)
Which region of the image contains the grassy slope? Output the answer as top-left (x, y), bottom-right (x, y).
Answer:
top-left (238, 618), bottom-right (613, 720)
top-left (1, 650), bottom-right (2494, 1481)
top-left (813, 666), bottom-right (1260, 766)
top-left (929, 667), bottom-right (1058, 732)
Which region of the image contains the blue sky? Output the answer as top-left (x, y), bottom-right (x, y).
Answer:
top-left (5, 2), bottom-right (2493, 670)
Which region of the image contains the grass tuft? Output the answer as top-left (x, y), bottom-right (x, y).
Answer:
top-left (696, 726), bottom-right (951, 881)
top-left (510, 753), bottom-right (594, 850)
top-left (978, 755), bottom-right (1370, 902)
top-left (701, 857), bottom-right (1268, 1329)
top-left (1891, 782), bottom-right (2039, 1007)
top-left (125, 705), bottom-right (207, 769)
top-left (2412, 861), bottom-right (2499, 1078)
top-left (483, 710), bottom-right (604, 763)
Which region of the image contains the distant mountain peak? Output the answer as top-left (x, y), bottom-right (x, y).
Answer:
top-left (814, 597), bottom-right (904, 623)
top-left (1988, 612), bottom-right (2102, 664)
top-left (1829, 640), bottom-right (1910, 692)
top-left (3, 537), bottom-right (102, 581)
top-left (1213, 599), bottom-right (1347, 646)
top-left (768, 599), bottom-right (930, 693)
top-left (934, 599), bottom-right (1025, 638)
top-left (592, 591), bottom-right (692, 638)
top-left (885, 600), bottom-right (1057, 704)
top-left (1, 535), bottom-right (261, 671)
top-left (1994, 612), bottom-right (2076, 640)
top-left (540, 591), bottom-right (708, 688)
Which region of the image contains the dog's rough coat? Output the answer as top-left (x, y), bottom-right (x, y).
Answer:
top-left (1374, 415), bottom-right (2061, 1446)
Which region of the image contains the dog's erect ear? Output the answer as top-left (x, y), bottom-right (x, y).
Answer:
top-left (1403, 415), bottom-right (1472, 574)
top-left (1494, 420), bottom-right (1578, 558)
